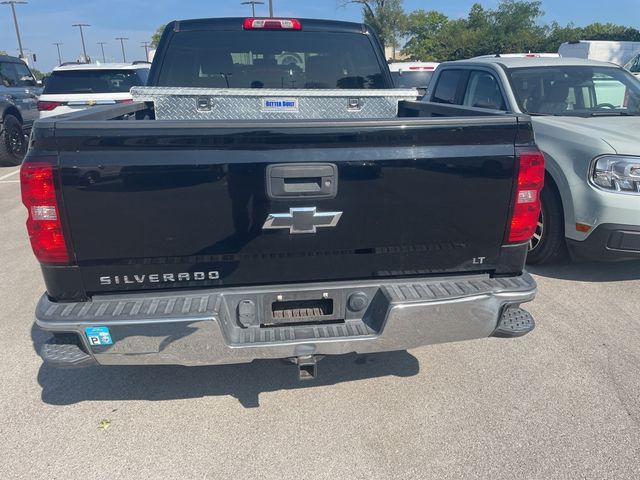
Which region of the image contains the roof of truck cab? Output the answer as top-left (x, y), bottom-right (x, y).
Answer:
top-left (170, 17), bottom-right (367, 34)
top-left (444, 57), bottom-right (619, 69)
top-left (0, 54), bottom-right (27, 64)
top-left (52, 63), bottom-right (150, 72)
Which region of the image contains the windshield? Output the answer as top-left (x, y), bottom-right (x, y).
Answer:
top-left (157, 30), bottom-right (386, 89)
top-left (391, 71), bottom-right (433, 88)
top-left (44, 69), bottom-right (147, 94)
top-left (508, 66), bottom-right (640, 116)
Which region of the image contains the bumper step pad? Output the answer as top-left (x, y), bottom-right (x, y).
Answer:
top-left (40, 334), bottom-right (96, 368)
top-left (492, 307), bottom-right (535, 338)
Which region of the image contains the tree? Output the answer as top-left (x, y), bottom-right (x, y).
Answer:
top-left (403, 10), bottom-right (450, 61)
top-left (490, 0), bottom-right (546, 53)
top-left (401, 0), bottom-right (640, 62)
top-left (340, 0), bottom-right (406, 50)
top-left (541, 22), bottom-right (640, 52)
top-left (150, 24), bottom-right (167, 48)
top-left (402, 1), bottom-right (548, 61)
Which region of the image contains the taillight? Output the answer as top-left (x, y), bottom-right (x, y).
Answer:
top-left (243, 18), bottom-right (302, 30)
top-left (116, 99), bottom-right (134, 104)
top-left (507, 150), bottom-right (545, 243)
top-left (37, 101), bottom-right (62, 111)
top-left (20, 160), bottom-right (70, 264)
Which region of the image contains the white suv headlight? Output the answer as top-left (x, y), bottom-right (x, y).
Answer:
top-left (591, 155), bottom-right (640, 194)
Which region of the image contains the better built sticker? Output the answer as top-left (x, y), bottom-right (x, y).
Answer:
top-left (261, 97), bottom-right (299, 112)
top-left (85, 326), bottom-right (113, 346)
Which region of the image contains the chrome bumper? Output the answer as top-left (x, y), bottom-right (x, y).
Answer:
top-left (35, 273), bottom-right (537, 367)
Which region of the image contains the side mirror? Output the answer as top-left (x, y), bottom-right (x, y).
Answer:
top-left (36, 79), bottom-right (43, 87)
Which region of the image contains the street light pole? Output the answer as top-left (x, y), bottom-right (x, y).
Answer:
top-left (53, 43), bottom-right (63, 65)
top-left (116, 37), bottom-right (128, 62)
top-left (268, 0), bottom-right (273, 17)
top-left (72, 23), bottom-right (90, 62)
top-left (141, 41), bottom-right (150, 60)
top-left (97, 42), bottom-right (107, 62)
top-left (241, 1), bottom-right (263, 16)
top-left (1, 1), bottom-right (27, 60)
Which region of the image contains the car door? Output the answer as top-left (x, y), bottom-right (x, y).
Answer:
top-left (12, 61), bottom-right (39, 125)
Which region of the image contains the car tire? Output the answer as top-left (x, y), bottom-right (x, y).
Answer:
top-left (0, 114), bottom-right (27, 166)
top-left (526, 182), bottom-right (566, 265)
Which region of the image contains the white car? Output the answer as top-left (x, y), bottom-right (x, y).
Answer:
top-left (38, 62), bottom-right (150, 118)
top-left (388, 61), bottom-right (439, 95)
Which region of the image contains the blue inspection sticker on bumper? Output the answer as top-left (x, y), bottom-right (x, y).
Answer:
top-left (85, 326), bottom-right (113, 346)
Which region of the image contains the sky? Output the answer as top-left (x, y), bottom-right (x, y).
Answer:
top-left (1, 0), bottom-right (639, 72)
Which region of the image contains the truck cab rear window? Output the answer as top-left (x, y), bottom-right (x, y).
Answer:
top-left (44, 70), bottom-right (146, 94)
top-left (391, 71), bottom-right (433, 89)
top-left (156, 30), bottom-right (386, 89)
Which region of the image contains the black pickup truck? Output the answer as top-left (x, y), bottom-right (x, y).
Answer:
top-left (23, 17), bottom-right (542, 379)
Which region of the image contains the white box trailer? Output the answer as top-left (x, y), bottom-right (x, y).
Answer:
top-left (559, 40), bottom-right (640, 66)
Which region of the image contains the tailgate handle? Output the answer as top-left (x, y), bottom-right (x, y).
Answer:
top-left (267, 163), bottom-right (338, 199)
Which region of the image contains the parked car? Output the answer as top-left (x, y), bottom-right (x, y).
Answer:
top-left (426, 57), bottom-right (640, 263)
top-left (0, 54), bottom-right (41, 166)
top-left (624, 52), bottom-right (640, 79)
top-left (37, 62), bottom-right (149, 118)
top-left (389, 61), bottom-right (439, 95)
top-left (559, 40), bottom-right (640, 67)
top-left (24, 17), bottom-right (540, 378)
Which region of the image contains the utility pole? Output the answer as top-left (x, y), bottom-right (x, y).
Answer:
top-left (53, 42), bottom-right (63, 65)
top-left (140, 41), bottom-right (150, 60)
top-left (72, 23), bottom-right (90, 63)
top-left (116, 37), bottom-right (128, 62)
top-left (241, 1), bottom-right (263, 16)
top-left (268, 0), bottom-right (273, 17)
top-left (97, 42), bottom-right (107, 62)
top-left (1, 1), bottom-right (27, 60)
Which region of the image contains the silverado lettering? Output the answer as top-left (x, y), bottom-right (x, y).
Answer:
top-left (99, 271), bottom-right (221, 285)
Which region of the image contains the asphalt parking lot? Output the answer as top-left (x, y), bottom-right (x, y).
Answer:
top-left (1, 163), bottom-right (639, 480)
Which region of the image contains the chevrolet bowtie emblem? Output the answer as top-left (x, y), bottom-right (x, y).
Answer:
top-left (262, 207), bottom-right (343, 234)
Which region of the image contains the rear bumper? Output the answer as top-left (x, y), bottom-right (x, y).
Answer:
top-left (35, 273), bottom-right (537, 368)
top-left (567, 223), bottom-right (640, 262)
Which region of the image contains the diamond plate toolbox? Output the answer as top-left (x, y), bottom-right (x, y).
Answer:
top-left (130, 87), bottom-right (419, 121)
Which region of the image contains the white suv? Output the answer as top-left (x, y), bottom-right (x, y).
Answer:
top-left (388, 61), bottom-right (439, 95)
top-left (38, 62), bottom-right (150, 118)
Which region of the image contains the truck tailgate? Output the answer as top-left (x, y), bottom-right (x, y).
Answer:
top-left (52, 117), bottom-right (523, 296)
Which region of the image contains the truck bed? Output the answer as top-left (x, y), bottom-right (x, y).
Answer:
top-left (25, 16), bottom-right (540, 373)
